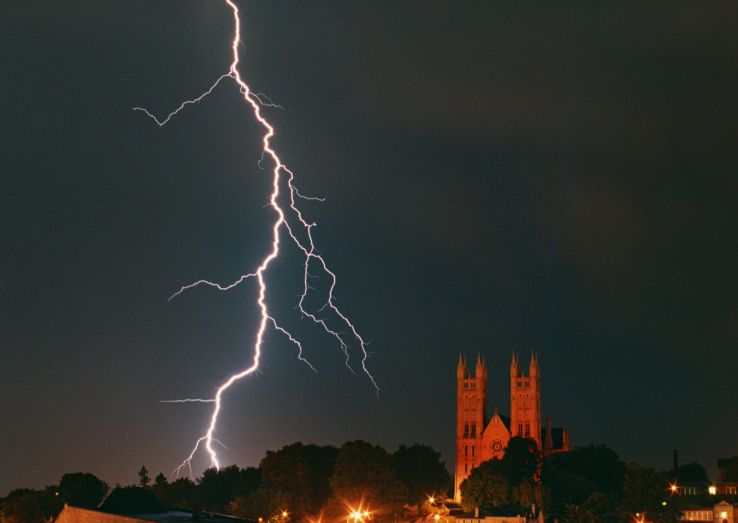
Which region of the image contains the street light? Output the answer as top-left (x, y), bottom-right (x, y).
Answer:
top-left (347, 506), bottom-right (370, 523)
top-left (709, 486), bottom-right (717, 495)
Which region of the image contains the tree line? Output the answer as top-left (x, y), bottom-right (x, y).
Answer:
top-left (459, 437), bottom-right (710, 523)
top-left (1, 438), bottom-right (715, 523)
top-left (0, 441), bottom-right (451, 523)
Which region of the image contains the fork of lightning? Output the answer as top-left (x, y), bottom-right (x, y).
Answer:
top-left (133, 0), bottom-right (378, 478)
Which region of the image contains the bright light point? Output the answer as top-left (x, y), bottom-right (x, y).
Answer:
top-left (282, 511), bottom-right (288, 518)
top-left (709, 485), bottom-right (717, 495)
top-left (661, 501), bottom-right (667, 506)
top-left (347, 507), bottom-right (370, 522)
top-left (428, 496), bottom-right (435, 504)
top-left (434, 515), bottom-right (440, 521)
top-left (721, 511), bottom-right (728, 519)
top-left (669, 483), bottom-right (678, 493)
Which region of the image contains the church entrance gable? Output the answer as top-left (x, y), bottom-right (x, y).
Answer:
top-left (481, 412), bottom-right (511, 462)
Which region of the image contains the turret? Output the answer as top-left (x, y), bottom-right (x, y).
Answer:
top-left (457, 353), bottom-right (466, 378)
top-left (529, 351), bottom-right (539, 377)
top-left (510, 352), bottom-right (519, 377)
top-left (476, 353), bottom-right (487, 382)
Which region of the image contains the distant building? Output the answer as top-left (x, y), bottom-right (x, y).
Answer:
top-left (680, 501), bottom-right (736, 522)
top-left (670, 457), bottom-right (738, 522)
top-left (455, 353), bottom-right (569, 501)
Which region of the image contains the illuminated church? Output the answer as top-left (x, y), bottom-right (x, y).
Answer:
top-left (455, 353), bottom-right (569, 500)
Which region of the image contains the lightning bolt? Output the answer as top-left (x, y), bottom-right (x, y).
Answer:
top-left (134, 0), bottom-right (378, 477)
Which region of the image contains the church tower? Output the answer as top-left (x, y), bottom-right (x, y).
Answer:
top-left (509, 352), bottom-right (542, 448)
top-left (455, 353), bottom-right (486, 501)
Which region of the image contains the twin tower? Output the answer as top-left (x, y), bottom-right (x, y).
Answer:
top-left (455, 353), bottom-right (569, 500)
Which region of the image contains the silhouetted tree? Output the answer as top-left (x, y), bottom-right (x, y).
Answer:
top-left (58, 472), bottom-right (109, 508)
top-left (198, 465), bottom-right (260, 513)
top-left (672, 462), bottom-right (709, 484)
top-left (154, 473), bottom-right (168, 488)
top-left (236, 443), bottom-right (334, 520)
top-left (393, 444), bottom-right (452, 504)
top-left (0, 487), bottom-right (62, 523)
top-left (504, 437), bottom-right (542, 484)
top-left (100, 486), bottom-right (163, 514)
top-left (153, 477), bottom-right (198, 509)
top-left (543, 445), bottom-right (625, 521)
top-left (460, 438), bottom-right (545, 512)
top-left (619, 462), bottom-right (679, 523)
top-left (554, 445), bottom-right (625, 495)
top-left (460, 458), bottom-right (512, 510)
top-left (138, 466), bottom-right (151, 488)
top-left (328, 440), bottom-right (406, 519)
top-left (721, 457), bottom-right (738, 482)
top-left (541, 465), bottom-right (594, 517)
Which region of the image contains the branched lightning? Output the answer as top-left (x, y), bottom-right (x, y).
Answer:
top-left (135, 0), bottom-right (377, 477)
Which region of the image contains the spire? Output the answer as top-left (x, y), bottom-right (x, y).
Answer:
top-left (457, 353), bottom-right (466, 378)
top-left (529, 351), bottom-right (539, 376)
top-left (510, 351), bottom-right (519, 377)
top-left (475, 352), bottom-right (486, 381)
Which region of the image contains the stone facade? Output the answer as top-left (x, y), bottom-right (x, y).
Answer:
top-left (454, 353), bottom-right (569, 501)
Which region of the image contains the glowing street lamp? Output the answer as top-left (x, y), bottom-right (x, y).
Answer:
top-left (709, 485), bottom-right (717, 495)
top-left (347, 506), bottom-right (371, 523)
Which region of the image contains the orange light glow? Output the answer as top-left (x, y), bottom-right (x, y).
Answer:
top-left (347, 504), bottom-right (371, 522)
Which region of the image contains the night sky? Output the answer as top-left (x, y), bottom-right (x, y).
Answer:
top-left (1, 1), bottom-right (736, 496)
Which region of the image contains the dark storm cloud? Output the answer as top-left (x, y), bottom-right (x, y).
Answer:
top-left (1, 0), bottom-right (736, 495)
